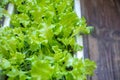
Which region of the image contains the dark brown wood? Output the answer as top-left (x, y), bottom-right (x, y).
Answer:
top-left (80, 0), bottom-right (120, 80)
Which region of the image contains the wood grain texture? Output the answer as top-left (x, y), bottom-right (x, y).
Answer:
top-left (80, 0), bottom-right (120, 80)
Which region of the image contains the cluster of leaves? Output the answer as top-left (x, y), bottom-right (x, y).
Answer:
top-left (0, 0), bottom-right (96, 80)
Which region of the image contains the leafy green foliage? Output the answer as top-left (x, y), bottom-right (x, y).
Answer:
top-left (0, 0), bottom-right (96, 80)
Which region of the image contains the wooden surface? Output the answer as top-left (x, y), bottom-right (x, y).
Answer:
top-left (80, 0), bottom-right (120, 80)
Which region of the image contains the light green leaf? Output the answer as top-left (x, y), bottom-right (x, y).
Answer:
top-left (31, 60), bottom-right (54, 80)
top-left (0, 58), bottom-right (11, 69)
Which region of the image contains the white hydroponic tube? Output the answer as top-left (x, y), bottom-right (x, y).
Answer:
top-left (3, 3), bottom-right (14, 27)
top-left (74, 0), bottom-right (84, 59)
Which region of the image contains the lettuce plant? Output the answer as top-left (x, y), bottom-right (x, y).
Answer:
top-left (0, 0), bottom-right (96, 80)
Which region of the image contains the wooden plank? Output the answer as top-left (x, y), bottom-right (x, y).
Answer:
top-left (80, 0), bottom-right (120, 80)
